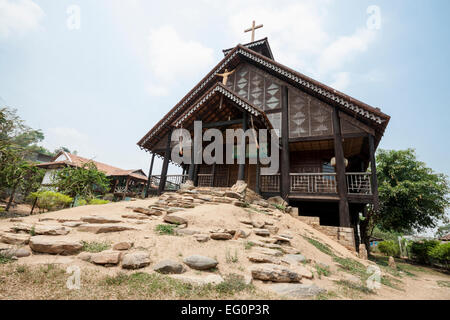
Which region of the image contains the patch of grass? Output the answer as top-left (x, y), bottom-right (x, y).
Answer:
top-left (335, 280), bottom-right (374, 295)
top-left (273, 204), bottom-right (286, 211)
top-left (304, 236), bottom-right (334, 256)
top-left (315, 291), bottom-right (338, 300)
top-left (226, 249), bottom-right (239, 263)
top-left (380, 275), bottom-right (403, 290)
top-left (82, 241), bottom-right (110, 253)
top-left (30, 225), bottom-right (36, 236)
top-left (244, 241), bottom-right (255, 250)
top-left (155, 224), bottom-right (177, 235)
top-left (315, 263), bottom-right (331, 278)
top-left (15, 265), bottom-right (28, 273)
top-left (215, 274), bottom-right (254, 295)
top-left (0, 253), bottom-right (14, 264)
top-left (437, 280), bottom-right (450, 288)
top-left (333, 256), bottom-right (367, 279)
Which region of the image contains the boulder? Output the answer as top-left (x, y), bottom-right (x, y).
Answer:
top-left (121, 251), bottom-right (151, 269)
top-left (62, 221), bottom-right (84, 228)
top-left (90, 251), bottom-right (122, 265)
top-left (11, 223), bottom-right (70, 236)
top-left (175, 229), bottom-right (201, 236)
top-left (193, 234), bottom-right (210, 242)
top-left (113, 242), bottom-right (133, 251)
top-left (269, 283), bottom-right (326, 297)
top-left (121, 214), bottom-right (149, 220)
top-left (388, 256), bottom-right (396, 269)
top-left (231, 180), bottom-right (247, 194)
top-left (252, 220), bottom-right (265, 229)
top-left (153, 260), bottom-right (185, 274)
top-left (266, 225), bottom-right (279, 234)
top-left (197, 195), bottom-right (212, 202)
top-left (163, 214), bottom-right (188, 226)
top-left (167, 207), bottom-right (186, 214)
top-left (281, 254), bottom-right (307, 265)
top-left (358, 244), bottom-right (368, 260)
top-left (29, 236), bottom-right (82, 255)
top-left (1, 247), bottom-right (31, 258)
top-left (232, 229), bottom-right (251, 240)
top-left (254, 229), bottom-right (271, 237)
top-left (267, 196), bottom-right (287, 208)
top-left (295, 266), bottom-right (314, 280)
top-left (233, 201), bottom-right (249, 208)
top-left (247, 253), bottom-right (281, 264)
top-left (78, 252), bottom-right (92, 262)
top-left (255, 247), bottom-right (283, 257)
top-left (253, 200), bottom-right (269, 208)
top-left (81, 216), bottom-right (122, 224)
top-left (183, 255), bottom-right (218, 270)
top-left (180, 180), bottom-right (195, 191)
top-left (251, 263), bottom-right (301, 283)
top-left (78, 224), bottom-right (137, 234)
top-left (224, 191), bottom-right (243, 200)
top-left (210, 232), bottom-right (233, 240)
top-left (274, 235), bottom-right (291, 244)
top-left (1, 232), bottom-right (30, 245)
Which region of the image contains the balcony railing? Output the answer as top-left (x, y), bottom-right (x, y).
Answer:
top-left (290, 173), bottom-right (337, 194)
top-left (150, 175), bottom-right (188, 191)
top-left (260, 174), bottom-right (280, 193)
top-left (346, 173), bottom-right (372, 195)
top-left (197, 174), bottom-right (213, 187)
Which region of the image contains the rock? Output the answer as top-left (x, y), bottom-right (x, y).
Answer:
top-left (225, 191), bottom-right (243, 200)
top-left (274, 235), bottom-right (291, 244)
top-left (358, 244), bottom-right (368, 260)
top-left (233, 229), bottom-right (251, 240)
top-left (122, 251), bottom-right (151, 269)
top-left (295, 266), bottom-right (313, 280)
top-left (267, 196), bottom-right (287, 208)
top-left (62, 221), bottom-right (84, 228)
top-left (9, 218), bottom-right (23, 222)
top-left (153, 260), bottom-right (185, 274)
top-left (233, 201), bottom-right (249, 208)
top-left (176, 229), bottom-right (201, 236)
top-left (78, 252), bottom-right (92, 262)
top-left (1, 232), bottom-right (30, 245)
top-left (1, 247), bottom-right (31, 258)
top-left (252, 220), bottom-right (265, 228)
top-left (266, 225), bottom-right (279, 234)
top-left (253, 200), bottom-right (269, 208)
top-left (270, 283), bottom-right (326, 297)
top-left (248, 253), bottom-right (281, 264)
top-left (251, 263), bottom-right (301, 283)
top-left (183, 255), bottom-right (218, 270)
top-left (11, 223), bottom-right (70, 236)
top-left (212, 197), bottom-right (233, 204)
top-left (113, 242), bottom-right (133, 251)
top-left (163, 214), bottom-right (188, 226)
top-left (170, 274), bottom-right (224, 285)
top-left (239, 218), bottom-right (253, 225)
top-left (255, 247), bottom-right (284, 257)
top-left (197, 195), bottom-right (212, 202)
top-left (281, 254), bottom-right (307, 265)
top-left (180, 180), bottom-right (195, 190)
top-left (282, 247), bottom-right (301, 255)
top-left (78, 224), bottom-right (137, 234)
top-left (279, 233), bottom-right (293, 239)
top-left (121, 214), bottom-right (149, 220)
top-left (210, 232), bottom-right (233, 240)
top-left (193, 234), bottom-right (210, 242)
top-left (29, 236), bottom-right (82, 255)
top-left (388, 256), bottom-right (396, 269)
top-left (167, 207), bottom-right (185, 213)
top-left (254, 229), bottom-right (270, 237)
top-left (231, 180), bottom-right (247, 194)
top-left (81, 216), bottom-right (122, 224)
top-left (147, 207), bottom-right (166, 216)
top-left (90, 251), bottom-right (122, 265)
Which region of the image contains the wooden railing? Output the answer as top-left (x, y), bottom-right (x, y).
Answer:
top-left (346, 173), bottom-right (372, 195)
top-left (290, 173), bottom-right (337, 194)
top-left (197, 174), bottom-right (213, 187)
top-left (150, 175), bottom-right (188, 191)
top-left (260, 174), bottom-right (280, 193)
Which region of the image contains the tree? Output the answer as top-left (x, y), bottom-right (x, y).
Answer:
top-left (360, 149), bottom-right (449, 253)
top-left (53, 162), bottom-right (110, 199)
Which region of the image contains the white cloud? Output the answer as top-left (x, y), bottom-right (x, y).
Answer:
top-left (330, 72), bottom-right (351, 91)
top-left (0, 0), bottom-right (44, 38)
top-left (145, 25), bottom-right (214, 95)
top-left (146, 84), bottom-right (169, 97)
top-left (42, 127), bottom-right (95, 156)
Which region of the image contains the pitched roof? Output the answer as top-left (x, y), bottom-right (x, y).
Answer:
top-left (137, 41), bottom-right (390, 151)
top-left (37, 152), bottom-right (147, 181)
top-left (223, 38), bottom-right (274, 60)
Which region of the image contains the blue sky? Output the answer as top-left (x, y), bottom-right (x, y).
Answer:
top-left (0, 0), bottom-right (449, 183)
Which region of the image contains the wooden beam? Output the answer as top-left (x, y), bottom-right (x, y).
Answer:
top-left (238, 112), bottom-right (248, 181)
top-left (255, 151), bottom-right (261, 195)
top-left (203, 119), bottom-right (243, 128)
top-left (144, 152), bottom-right (156, 197)
top-left (332, 107), bottom-right (351, 227)
top-left (158, 128), bottom-right (173, 195)
top-left (368, 134), bottom-right (380, 211)
top-left (280, 86), bottom-right (290, 201)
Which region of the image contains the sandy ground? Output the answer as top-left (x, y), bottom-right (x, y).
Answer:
top-left (1, 197), bottom-right (449, 300)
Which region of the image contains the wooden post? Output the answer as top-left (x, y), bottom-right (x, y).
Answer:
top-left (193, 165), bottom-right (199, 186)
top-left (158, 128), bottom-right (173, 196)
top-left (280, 86), bottom-right (290, 200)
top-left (368, 134), bottom-right (380, 212)
top-left (144, 152), bottom-right (155, 198)
top-left (255, 151), bottom-right (261, 194)
top-left (211, 163), bottom-right (216, 187)
top-left (238, 112), bottom-right (248, 181)
top-left (332, 107), bottom-right (350, 227)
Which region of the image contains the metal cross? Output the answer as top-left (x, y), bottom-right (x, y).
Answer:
top-left (244, 20), bottom-right (263, 42)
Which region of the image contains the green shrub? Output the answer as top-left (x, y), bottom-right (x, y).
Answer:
top-left (29, 190), bottom-right (73, 212)
top-left (81, 241), bottom-right (110, 253)
top-left (429, 243), bottom-right (450, 266)
top-left (88, 199), bottom-right (110, 205)
top-left (410, 240), bottom-right (440, 264)
top-left (155, 224), bottom-right (176, 235)
top-left (74, 198), bottom-right (87, 207)
top-left (378, 240), bottom-right (400, 257)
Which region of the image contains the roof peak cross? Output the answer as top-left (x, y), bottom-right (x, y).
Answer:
top-left (244, 20), bottom-right (263, 42)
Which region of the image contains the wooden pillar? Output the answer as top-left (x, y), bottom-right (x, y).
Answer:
top-left (144, 152), bottom-right (156, 197)
top-left (368, 134), bottom-right (380, 212)
top-left (237, 111), bottom-right (248, 181)
top-left (332, 107), bottom-right (350, 227)
top-left (211, 163), bottom-right (216, 187)
top-left (280, 86), bottom-right (290, 200)
top-left (255, 153), bottom-right (261, 195)
top-left (193, 165), bottom-right (199, 186)
top-left (158, 128), bottom-right (173, 196)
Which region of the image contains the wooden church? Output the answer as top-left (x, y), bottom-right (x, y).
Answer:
top-left (137, 24), bottom-right (390, 236)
